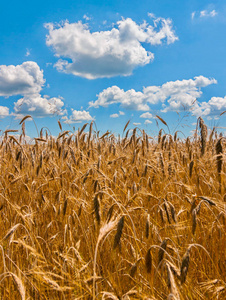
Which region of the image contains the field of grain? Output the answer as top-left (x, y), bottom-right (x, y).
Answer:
top-left (0, 117), bottom-right (225, 299)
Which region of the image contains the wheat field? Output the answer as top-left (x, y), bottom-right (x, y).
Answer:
top-left (0, 117), bottom-right (225, 299)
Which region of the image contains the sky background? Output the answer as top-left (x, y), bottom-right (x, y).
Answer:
top-left (0, 0), bottom-right (225, 138)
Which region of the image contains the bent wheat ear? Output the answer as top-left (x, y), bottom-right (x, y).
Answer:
top-left (93, 195), bottom-right (101, 225)
top-left (19, 115), bottom-right (32, 124)
top-left (216, 138), bottom-right (223, 175)
top-left (58, 120), bottom-right (62, 131)
top-left (166, 263), bottom-right (180, 300)
top-left (169, 203), bottom-right (176, 223)
top-left (158, 129), bottom-right (163, 144)
top-left (199, 117), bottom-right (207, 156)
top-left (79, 123), bottom-right (88, 137)
top-left (3, 224), bottom-right (21, 240)
top-left (145, 248), bottom-right (152, 273)
top-left (164, 202), bottom-right (171, 224)
top-left (130, 262), bottom-right (137, 278)
top-left (189, 161), bottom-right (194, 178)
top-left (158, 239), bottom-right (167, 264)
top-left (145, 214), bottom-right (150, 239)
top-left (10, 272), bottom-right (26, 300)
top-left (100, 131), bottom-right (110, 139)
top-left (156, 115), bottom-right (167, 126)
top-left (63, 198), bottom-right (68, 216)
top-left (123, 120), bottom-right (130, 133)
top-left (113, 216), bottom-right (124, 249)
top-left (216, 138), bottom-right (223, 191)
top-left (57, 130), bottom-right (70, 140)
top-left (180, 249), bottom-right (190, 284)
top-left (107, 204), bottom-right (115, 223)
top-left (192, 209), bottom-right (197, 235)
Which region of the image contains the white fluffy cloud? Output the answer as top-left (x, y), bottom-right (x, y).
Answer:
top-left (140, 112), bottom-right (153, 118)
top-left (0, 61), bottom-right (68, 119)
top-left (208, 96), bottom-right (226, 110)
top-left (45, 15), bottom-right (178, 79)
top-left (144, 119), bottom-right (153, 124)
top-left (159, 76), bottom-right (217, 112)
top-left (193, 96), bottom-right (226, 117)
top-left (110, 113), bottom-right (119, 118)
top-left (89, 76), bottom-right (217, 113)
top-left (0, 61), bottom-right (45, 96)
top-left (89, 86), bottom-right (149, 110)
top-left (64, 110), bottom-right (94, 123)
top-left (0, 106), bottom-right (9, 118)
top-left (13, 94), bottom-right (66, 118)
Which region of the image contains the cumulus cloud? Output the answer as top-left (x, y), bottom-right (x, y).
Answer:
top-left (159, 76), bottom-right (217, 112)
top-left (89, 86), bottom-right (149, 110)
top-left (133, 122), bottom-right (141, 126)
top-left (64, 110), bottom-right (94, 123)
top-left (140, 112), bottom-right (153, 118)
top-left (90, 76), bottom-right (217, 113)
top-left (0, 61), bottom-right (68, 119)
top-left (0, 106), bottom-right (9, 118)
top-left (193, 96), bottom-right (226, 117)
top-left (144, 119), bottom-right (153, 124)
top-left (0, 61), bottom-right (45, 97)
top-left (45, 15), bottom-right (178, 79)
top-left (208, 96), bottom-right (226, 110)
top-left (110, 113), bottom-right (119, 118)
top-left (13, 94), bottom-right (66, 118)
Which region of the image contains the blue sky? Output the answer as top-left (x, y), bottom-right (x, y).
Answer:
top-left (0, 0), bottom-right (225, 138)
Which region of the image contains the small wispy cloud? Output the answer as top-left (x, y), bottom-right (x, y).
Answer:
top-left (83, 14), bottom-right (91, 21)
top-left (192, 9), bottom-right (218, 20)
top-left (110, 111), bottom-right (125, 118)
top-left (25, 48), bottom-right (31, 57)
top-left (200, 9), bottom-right (217, 18)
